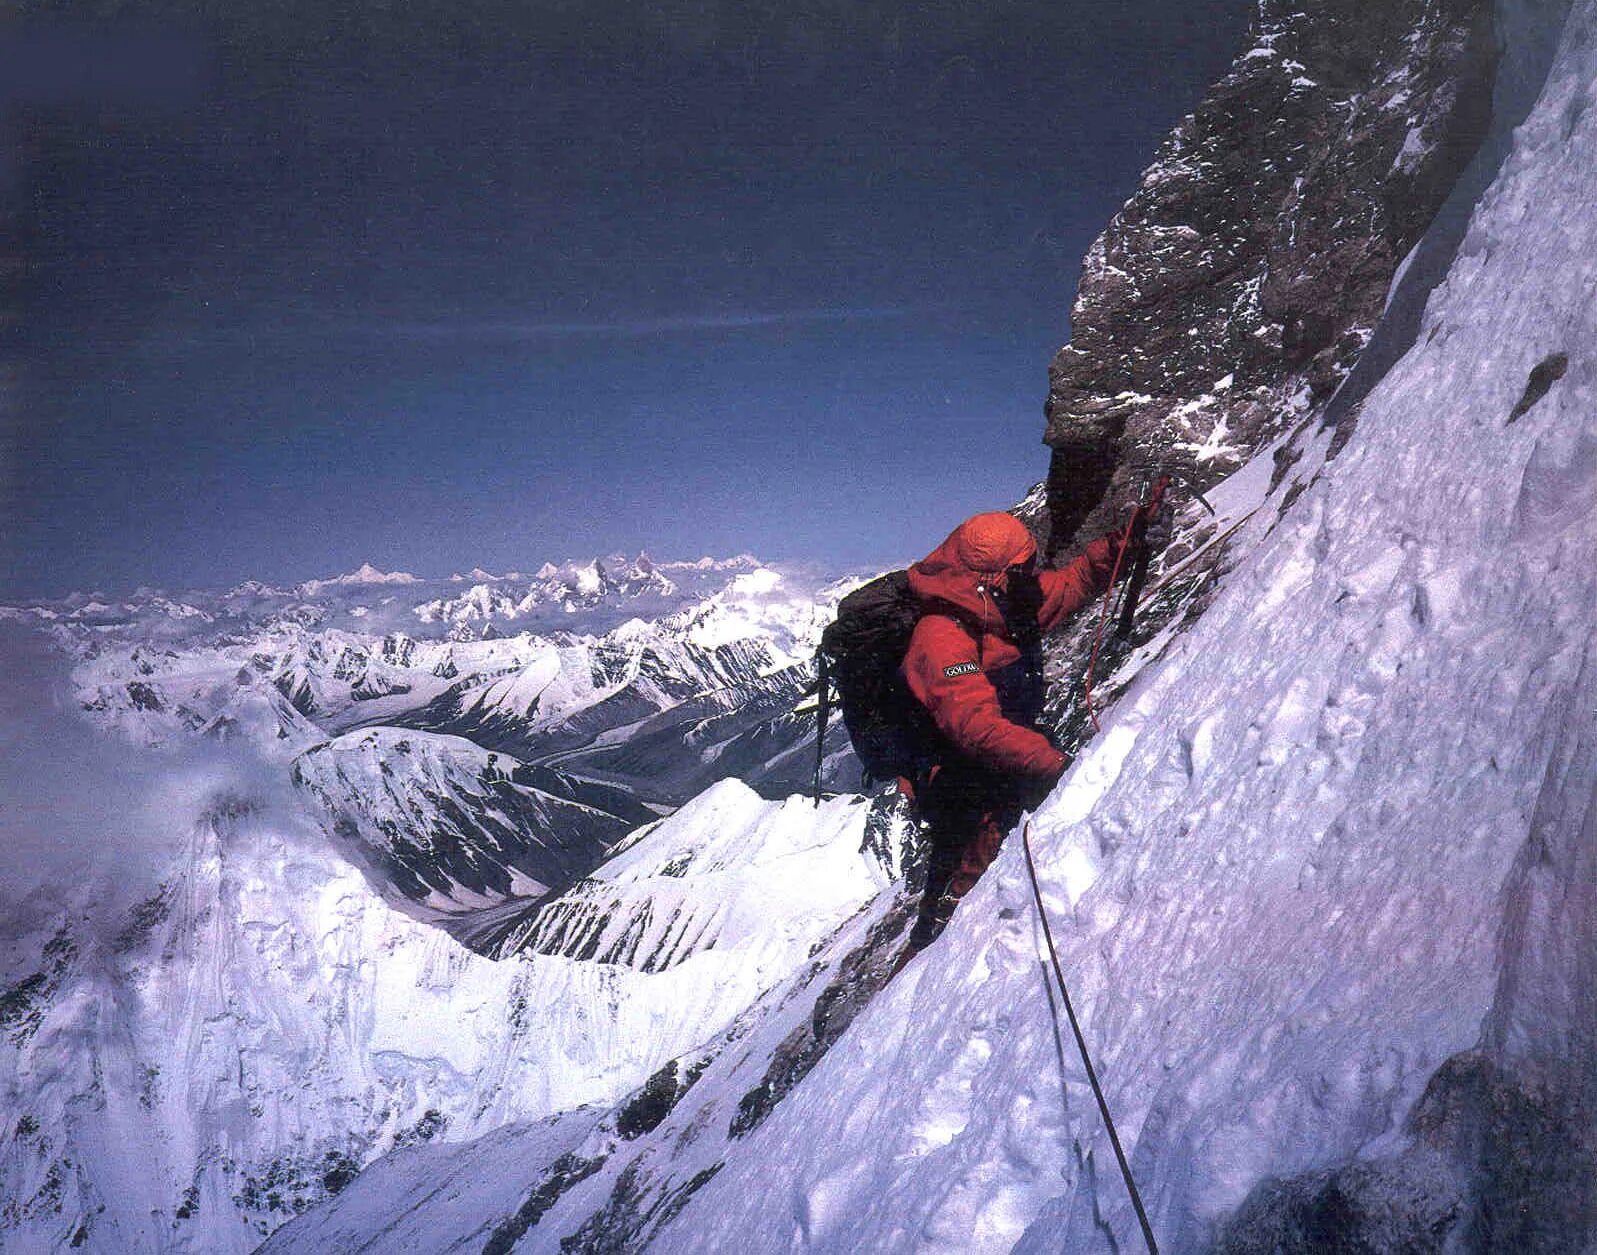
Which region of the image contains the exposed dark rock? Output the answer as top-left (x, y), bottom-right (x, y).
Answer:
top-left (125, 680), bottom-right (163, 711)
top-left (1215, 1153), bottom-right (1462, 1254)
top-left (1214, 1052), bottom-right (1597, 1254)
top-left (233, 1147), bottom-right (361, 1219)
top-left (392, 1109), bottom-right (447, 1150)
top-left (112, 885), bottom-right (173, 954)
top-left (1507, 352), bottom-right (1569, 423)
top-left (729, 898), bottom-right (915, 1139)
top-left (616, 1061), bottom-right (686, 1141)
top-left (0, 928), bottom-right (77, 1047)
top-left (481, 1150), bottom-right (609, 1255)
top-left (556, 1161), bottom-right (726, 1255)
top-left (1042, 0), bottom-right (1498, 558)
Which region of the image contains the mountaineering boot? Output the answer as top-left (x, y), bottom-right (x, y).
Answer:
top-left (889, 804), bottom-right (1017, 979)
top-left (908, 888), bottom-right (958, 951)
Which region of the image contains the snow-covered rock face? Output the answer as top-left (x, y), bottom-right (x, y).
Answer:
top-left (0, 780), bottom-right (902, 1253)
top-left (1041, 0), bottom-right (1497, 553)
top-left (495, 781), bottom-right (909, 970)
top-left (290, 728), bottom-right (654, 930)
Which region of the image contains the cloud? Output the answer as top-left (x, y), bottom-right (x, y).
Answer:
top-left (0, 625), bottom-right (299, 929)
top-left (376, 306), bottom-right (919, 340)
top-left (150, 305), bottom-right (924, 351)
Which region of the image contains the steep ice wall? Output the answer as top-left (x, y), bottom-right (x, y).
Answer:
top-left (644, 3), bottom-right (1595, 1249)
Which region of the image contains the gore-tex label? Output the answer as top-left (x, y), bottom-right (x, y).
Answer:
top-left (943, 661), bottom-right (980, 677)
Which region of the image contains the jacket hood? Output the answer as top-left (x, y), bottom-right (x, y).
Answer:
top-left (906, 512), bottom-right (1038, 623)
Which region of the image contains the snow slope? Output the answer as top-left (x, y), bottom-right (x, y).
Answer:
top-left (638, 7), bottom-right (1597, 1249)
top-left (0, 779), bottom-right (899, 1252)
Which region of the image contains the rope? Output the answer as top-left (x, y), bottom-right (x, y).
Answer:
top-left (1021, 822), bottom-right (1159, 1255)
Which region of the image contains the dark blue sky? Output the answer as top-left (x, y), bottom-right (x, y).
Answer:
top-left (4, 1), bottom-right (1252, 597)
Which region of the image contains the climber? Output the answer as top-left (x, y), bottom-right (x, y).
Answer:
top-left (897, 495), bottom-right (1171, 960)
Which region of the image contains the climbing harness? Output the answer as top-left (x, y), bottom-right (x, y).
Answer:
top-left (1020, 821), bottom-right (1159, 1255)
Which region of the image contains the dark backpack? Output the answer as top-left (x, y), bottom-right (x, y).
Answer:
top-left (813, 571), bottom-right (943, 800)
top-left (811, 567), bottom-right (1047, 803)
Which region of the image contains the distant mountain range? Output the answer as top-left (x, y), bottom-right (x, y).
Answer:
top-left (4, 554), bottom-right (868, 939)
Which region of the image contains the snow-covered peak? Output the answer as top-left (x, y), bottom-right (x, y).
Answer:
top-left (658, 553), bottom-right (762, 572)
top-left (297, 563), bottom-right (420, 596)
top-left (225, 578), bottom-right (292, 599)
top-left (665, 568), bottom-right (861, 663)
top-left (411, 555), bottom-right (774, 639)
top-left (571, 560), bottom-right (605, 596)
top-left (3, 554), bottom-right (782, 647)
top-left (723, 567), bottom-right (783, 597)
top-left (0, 753), bottom-right (908, 1253)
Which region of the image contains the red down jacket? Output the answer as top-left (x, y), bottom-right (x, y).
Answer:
top-left (902, 511), bottom-right (1133, 777)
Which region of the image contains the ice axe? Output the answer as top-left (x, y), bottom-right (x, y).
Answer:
top-left (1114, 474), bottom-right (1172, 640)
top-left (1084, 471), bottom-right (1209, 727)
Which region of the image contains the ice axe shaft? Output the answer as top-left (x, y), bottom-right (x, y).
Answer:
top-left (1115, 545), bottom-right (1152, 640)
top-left (1114, 475), bottom-right (1169, 641)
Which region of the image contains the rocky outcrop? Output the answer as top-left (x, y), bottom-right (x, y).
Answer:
top-left (1042, 0), bottom-right (1497, 554)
